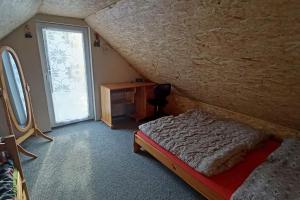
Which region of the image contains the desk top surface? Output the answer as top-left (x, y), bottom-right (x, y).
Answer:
top-left (101, 82), bottom-right (156, 90)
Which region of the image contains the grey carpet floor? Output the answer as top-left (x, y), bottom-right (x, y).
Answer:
top-left (21, 119), bottom-right (206, 200)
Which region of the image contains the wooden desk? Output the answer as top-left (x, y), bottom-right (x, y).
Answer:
top-left (100, 82), bottom-right (155, 127)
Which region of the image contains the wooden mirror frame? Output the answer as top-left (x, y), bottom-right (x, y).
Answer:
top-left (0, 46), bottom-right (32, 132)
top-left (0, 46), bottom-right (53, 158)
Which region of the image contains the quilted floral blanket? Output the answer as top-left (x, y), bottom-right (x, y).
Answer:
top-left (231, 138), bottom-right (300, 200)
top-left (0, 155), bottom-right (16, 200)
top-left (139, 110), bottom-right (267, 176)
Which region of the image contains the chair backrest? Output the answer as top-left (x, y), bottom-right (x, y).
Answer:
top-left (154, 84), bottom-right (171, 99)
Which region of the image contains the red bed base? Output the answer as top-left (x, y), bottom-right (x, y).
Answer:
top-left (136, 131), bottom-right (280, 200)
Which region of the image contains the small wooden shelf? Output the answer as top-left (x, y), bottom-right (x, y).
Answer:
top-left (111, 99), bottom-right (134, 105)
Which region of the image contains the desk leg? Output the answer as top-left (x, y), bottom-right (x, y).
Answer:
top-left (134, 86), bottom-right (154, 121)
top-left (101, 86), bottom-right (113, 127)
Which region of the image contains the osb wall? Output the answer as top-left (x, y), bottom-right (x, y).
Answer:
top-left (86, 0), bottom-right (300, 130)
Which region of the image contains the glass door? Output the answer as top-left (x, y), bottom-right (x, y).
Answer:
top-left (37, 23), bottom-right (94, 127)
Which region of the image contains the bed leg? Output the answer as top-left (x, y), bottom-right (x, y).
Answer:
top-left (133, 131), bottom-right (141, 153)
top-left (134, 141), bottom-right (141, 153)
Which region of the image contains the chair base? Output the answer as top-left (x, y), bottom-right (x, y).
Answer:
top-left (153, 105), bottom-right (167, 119)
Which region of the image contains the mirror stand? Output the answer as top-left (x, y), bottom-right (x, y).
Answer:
top-left (0, 46), bottom-right (53, 159)
top-left (1, 85), bottom-right (53, 159)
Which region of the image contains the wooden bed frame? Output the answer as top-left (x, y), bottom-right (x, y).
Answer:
top-left (133, 131), bottom-right (224, 200)
top-left (0, 135), bottom-right (30, 200)
top-left (133, 95), bottom-right (300, 200)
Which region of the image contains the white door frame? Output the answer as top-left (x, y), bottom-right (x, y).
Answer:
top-left (36, 22), bottom-right (95, 127)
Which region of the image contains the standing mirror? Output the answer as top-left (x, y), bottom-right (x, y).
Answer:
top-left (0, 46), bottom-right (53, 158)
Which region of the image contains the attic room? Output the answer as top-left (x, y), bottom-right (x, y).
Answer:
top-left (0, 0), bottom-right (299, 199)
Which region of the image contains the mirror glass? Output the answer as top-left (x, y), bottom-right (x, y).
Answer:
top-left (1, 50), bottom-right (27, 127)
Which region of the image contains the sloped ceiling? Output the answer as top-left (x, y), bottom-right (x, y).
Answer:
top-left (0, 0), bottom-right (121, 40)
top-left (0, 0), bottom-right (299, 130)
top-left (86, 0), bottom-right (300, 130)
top-left (38, 0), bottom-right (120, 18)
top-left (0, 0), bottom-right (41, 40)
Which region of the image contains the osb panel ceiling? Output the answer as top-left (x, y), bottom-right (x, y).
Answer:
top-left (0, 0), bottom-right (41, 39)
top-left (86, 0), bottom-right (300, 130)
top-left (39, 0), bottom-right (121, 18)
top-left (0, 0), bottom-right (299, 130)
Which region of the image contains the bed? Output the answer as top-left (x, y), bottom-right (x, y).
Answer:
top-left (133, 110), bottom-right (285, 200)
top-left (134, 130), bottom-right (280, 200)
top-left (231, 138), bottom-right (300, 200)
top-left (0, 135), bottom-right (29, 200)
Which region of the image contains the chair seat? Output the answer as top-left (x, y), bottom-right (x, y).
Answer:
top-left (147, 98), bottom-right (168, 107)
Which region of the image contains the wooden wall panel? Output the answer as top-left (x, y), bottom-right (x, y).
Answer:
top-left (165, 93), bottom-right (300, 138)
top-left (86, 0), bottom-right (300, 130)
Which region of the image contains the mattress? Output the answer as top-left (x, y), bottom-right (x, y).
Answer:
top-left (139, 110), bottom-right (268, 176)
top-left (137, 131), bottom-right (280, 200)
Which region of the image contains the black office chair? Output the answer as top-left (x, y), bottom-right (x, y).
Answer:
top-left (147, 83), bottom-right (171, 118)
